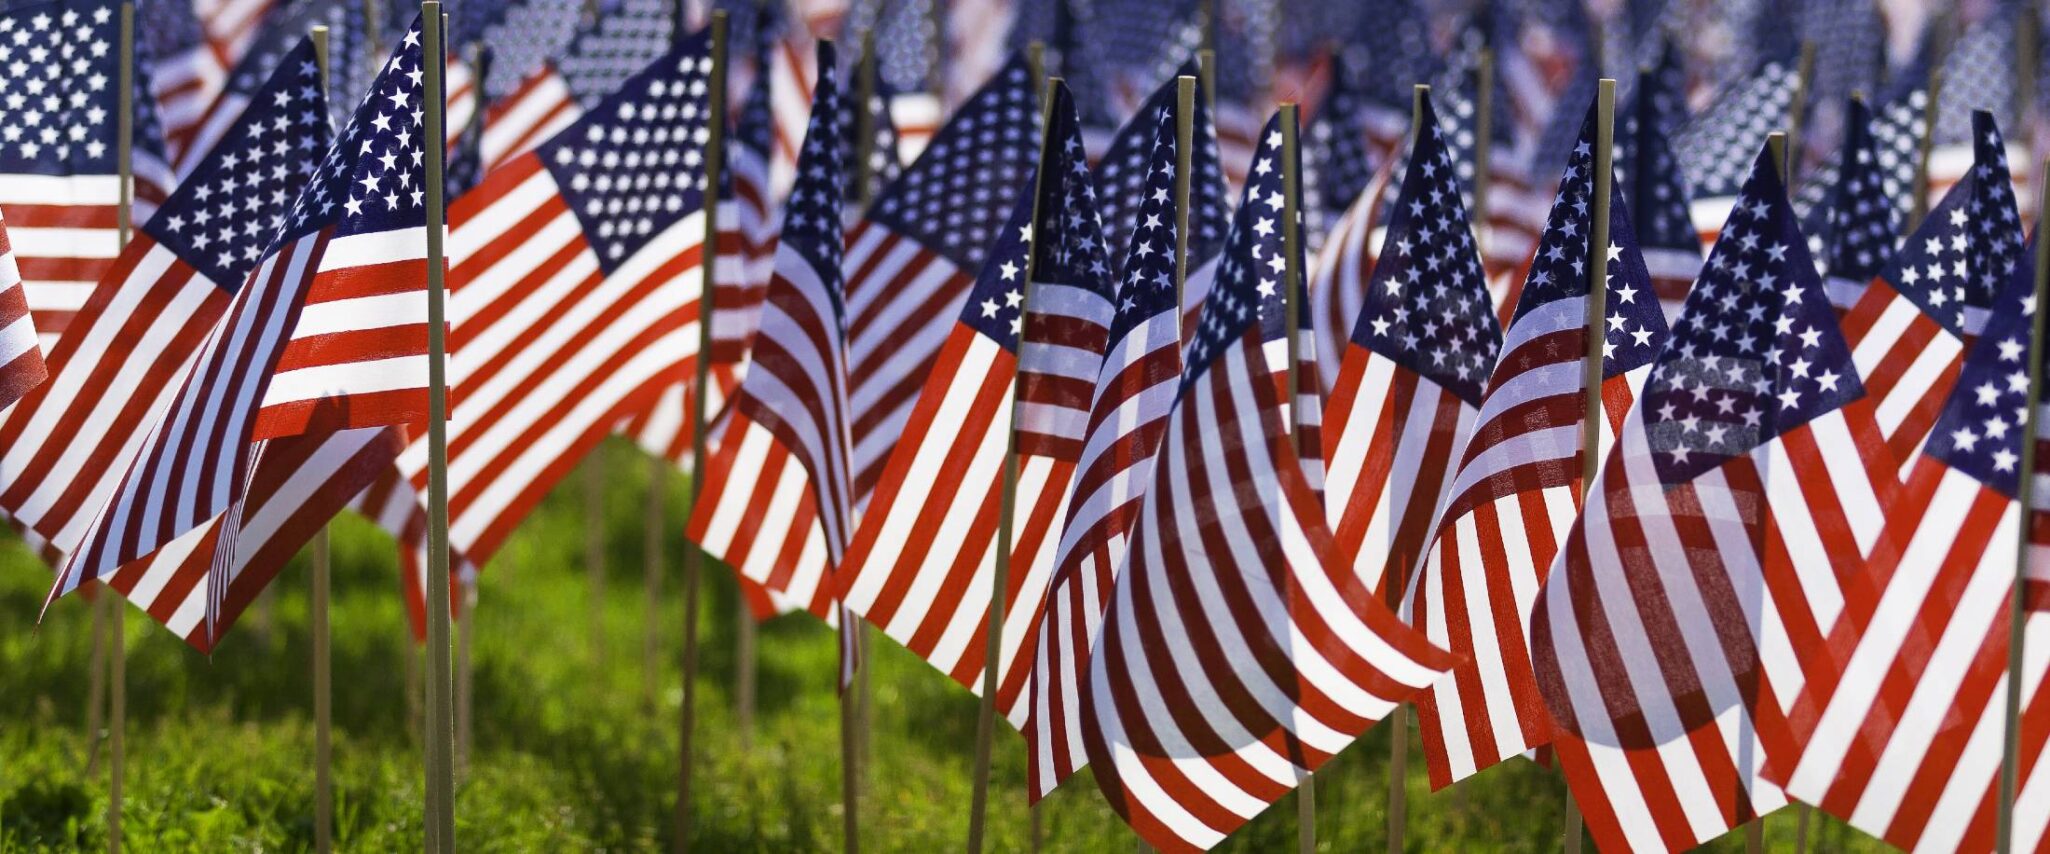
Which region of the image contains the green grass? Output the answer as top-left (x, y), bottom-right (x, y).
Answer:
top-left (0, 440), bottom-right (1891, 851)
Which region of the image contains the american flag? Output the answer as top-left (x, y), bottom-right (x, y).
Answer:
top-left (0, 0), bottom-right (176, 352)
top-left (1407, 105), bottom-right (1671, 788)
top-left (1804, 95), bottom-right (1917, 312)
top-left (1924, 8), bottom-right (2034, 215)
top-left (387, 33), bottom-right (720, 592)
top-left (1076, 108), bottom-right (1453, 847)
top-left (475, 0), bottom-right (670, 170)
top-left (687, 39), bottom-right (852, 623)
top-left (842, 55), bottom-right (1038, 503)
top-left (44, 17), bottom-right (436, 605)
top-left (1618, 41), bottom-right (1701, 321)
top-left (1089, 64), bottom-right (1230, 333)
top-left (1022, 98), bottom-right (1183, 801)
top-left (0, 37), bottom-right (324, 559)
top-left (1306, 143), bottom-right (1396, 396)
top-left (450, 0), bottom-right (582, 102)
top-left (0, 212), bottom-right (47, 409)
top-left (1674, 60), bottom-right (1796, 240)
top-left (1840, 111), bottom-right (2023, 471)
top-left (142, 0), bottom-right (272, 165)
top-left (1299, 54), bottom-right (1379, 255)
top-left (837, 81), bottom-right (1116, 727)
top-left (1526, 148), bottom-right (1900, 852)
top-left (1775, 240), bottom-right (2050, 852)
top-left (838, 61), bottom-right (903, 209)
top-left (1323, 91), bottom-right (1502, 604)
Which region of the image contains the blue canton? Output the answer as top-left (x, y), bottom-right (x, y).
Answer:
top-left (0, 0), bottom-right (133, 174)
top-left (283, 16), bottom-right (434, 244)
top-left (1092, 61), bottom-right (1228, 277)
top-left (555, 0), bottom-right (673, 107)
top-left (1106, 105), bottom-right (1180, 348)
top-left (1810, 97), bottom-right (1905, 282)
top-left (867, 54), bottom-right (1038, 271)
top-left (147, 37), bottom-right (327, 288)
top-left (1675, 61), bottom-right (1796, 199)
top-left (1617, 41), bottom-right (1699, 258)
top-left (1643, 149), bottom-right (1862, 485)
top-left (783, 39), bottom-right (844, 305)
top-left (1875, 111), bottom-right (2023, 339)
top-left (1351, 93), bottom-right (1501, 407)
top-left (1514, 105), bottom-right (1668, 378)
top-left (1227, 113), bottom-right (1308, 347)
top-left (1925, 232), bottom-right (2042, 499)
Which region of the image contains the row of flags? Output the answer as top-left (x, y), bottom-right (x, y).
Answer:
top-left (5, 0), bottom-right (2050, 850)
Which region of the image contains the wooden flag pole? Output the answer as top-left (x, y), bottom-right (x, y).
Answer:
top-left (673, 13), bottom-right (728, 853)
top-left (455, 38), bottom-right (489, 780)
top-left (966, 57), bottom-right (1054, 854)
top-left (851, 24), bottom-right (879, 787)
top-left (588, 453), bottom-right (607, 664)
top-left (308, 26), bottom-right (336, 853)
top-left (1910, 69), bottom-right (1945, 233)
top-left (2019, 6), bottom-right (2039, 134)
top-left (1174, 76), bottom-right (1195, 330)
top-left (1785, 42), bottom-right (1817, 183)
top-left (643, 456), bottom-right (669, 714)
top-left (84, 593), bottom-right (108, 775)
top-left (830, 39), bottom-right (859, 854)
top-left (1997, 159), bottom-right (2050, 854)
top-left (420, 5), bottom-right (456, 852)
top-left (1474, 48), bottom-right (1494, 258)
top-left (1386, 82), bottom-right (1430, 854)
top-left (1568, 77), bottom-right (1619, 854)
top-left (1278, 102), bottom-right (1315, 854)
top-left (1197, 49), bottom-right (1216, 116)
top-left (107, 7), bottom-right (134, 852)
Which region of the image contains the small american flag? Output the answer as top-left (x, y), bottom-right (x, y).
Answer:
top-left (1324, 90), bottom-right (1502, 605)
top-left (142, 0), bottom-right (272, 166)
top-left (1022, 97), bottom-right (1183, 801)
top-left (1089, 63), bottom-right (1229, 332)
top-left (1408, 104), bottom-right (1671, 788)
top-left (1077, 100), bottom-right (1453, 847)
top-left (45, 17), bottom-right (436, 606)
top-left (1239, 113), bottom-right (1322, 492)
top-left (1776, 240), bottom-right (2050, 852)
top-left (175, 0), bottom-right (368, 172)
top-left (1617, 41), bottom-right (1702, 321)
top-left (1527, 148), bottom-right (1899, 853)
top-left (1840, 111), bottom-right (2023, 470)
top-left (0, 0), bottom-right (176, 352)
top-left (0, 36), bottom-right (324, 558)
top-left (390, 31), bottom-right (720, 587)
top-left (688, 39), bottom-right (853, 623)
top-left (838, 82), bottom-right (1116, 727)
top-left (841, 55), bottom-right (1039, 503)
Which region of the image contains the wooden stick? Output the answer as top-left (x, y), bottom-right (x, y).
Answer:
top-left (673, 13), bottom-right (727, 852)
top-left (1998, 160), bottom-right (2050, 854)
top-left (1174, 75), bottom-right (1194, 344)
top-left (456, 586), bottom-right (474, 778)
top-left (2019, 6), bottom-right (2038, 134)
top-left (308, 29), bottom-right (334, 848)
top-left (587, 454), bottom-right (606, 665)
top-left (734, 587), bottom-right (755, 748)
top-left (1197, 49), bottom-right (1216, 116)
top-left (1785, 42), bottom-right (1816, 183)
top-left (851, 25), bottom-right (880, 782)
top-left (1386, 84), bottom-right (1432, 854)
top-left (1567, 77), bottom-right (1619, 854)
top-left (644, 455), bottom-right (668, 714)
top-left (967, 58), bottom-right (1054, 854)
top-left (84, 594), bottom-right (108, 775)
top-left (1277, 102), bottom-right (1315, 854)
top-left (420, 6), bottom-right (455, 851)
top-left (108, 8), bottom-right (134, 851)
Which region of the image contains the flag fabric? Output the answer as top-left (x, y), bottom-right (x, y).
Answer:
top-left (1527, 148), bottom-right (1900, 853)
top-left (451, 0), bottom-right (582, 103)
top-left (388, 33), bottom-right (719, 593)
top-left (0, 38), bottom-right (325, 558)
top-left (1306, 145), bottom-right (1396, 396)
top-left (687, 39), bottom-right (852, 623)
top-left (1022, 98), bottom-right (1183, 801)
top-left (837, 82), bottom-right (1117, 726)
top-left (44, 18), bottom-right (434, 606)
top-left (1775, 237), bottom-right (2050, 852)
top-left (1323, 90), bottom-right (1503, 604)
top-left (842, 56), bottom-right (1040, 503)
top-left (0, 0), bottom-right (176, 352)
top-left (1077, 106), bottom-right (1455, 847)
top-left (143, 0), bottom-right (272, 164)
top-left (1089, 64), bottom-right (1230, 333)
top-left (1239, 113), bottom-right (1323, 493)
top-left (174, 0), bottom-right (368, 172)
top-left (0, 212), bottom-right (47, 409)
top-left (1300, 55), bottom-right (1380, 255)
top-left (1674, 60), bottom-right (1796, 239)
top-left (1617, 41), bottom-right (1702, 321)
top-left (1408, 105), bottom-right (1672, 788)
top-left (1808, 96), bottom-right (1914, 312)
top-left (1840, 112), bottom-right (2023, 470)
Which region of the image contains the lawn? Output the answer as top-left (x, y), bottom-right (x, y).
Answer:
top-left (0, 440), bottom-right (1890, 851)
